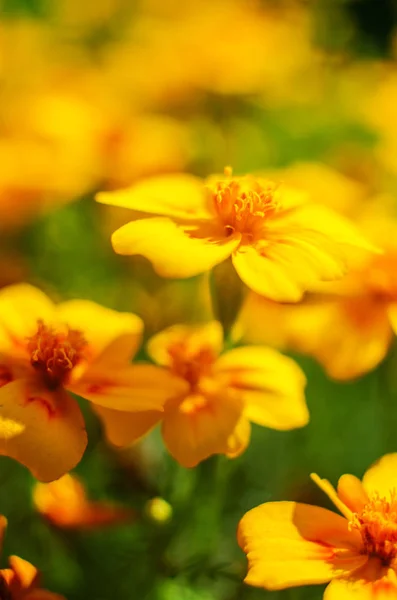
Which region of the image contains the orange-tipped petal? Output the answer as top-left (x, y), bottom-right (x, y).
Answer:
top-left (111, 217), bottom-right (240, 278)
top-left (96, 174), bottom-right (213, 220)
top-left (162, 389), bottom-right (243, 467)
top-left (147, 321), bottom-right (224, 367)
top-left (0, 381), bottom-right (87, 482)
top-left (215, 346), bottom-right (308, 431)
top-left (362, 454), bottom-right (397, 499)
top-left (71, 364), bottom-right (188, 412)
top-left (92, 405), bottom-right (162, 447)
top-left (337, 475), bottom-right (369, 514)
top-left (238, 501), bottom-right (366, 590)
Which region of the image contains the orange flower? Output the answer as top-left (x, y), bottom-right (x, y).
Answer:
top-left (96, 168), bottom-right (374, 302)
top-left (0, 516), bottom-right (65, 599)
top-left (0, 284), bottom-right (185, 481)
top-left (238, 453), bottom-right (397, 599)
top-left (94, 321), bottom-right (308, 467)
top-left (33, 473), bottom-right (135, 529)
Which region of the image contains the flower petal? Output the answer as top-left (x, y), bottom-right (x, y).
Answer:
top-left (111, 217), bottom-right (240, 278)
top-left (147, 321), bottom-right (224, 366)
top-left (162, 390), bottom-right (243, 467)
top-left (56, 300), bottom-right (143, 366)
top-left (362, 453), bottom-right (397, 499)
top-left (92, 405), bottom-right (162, 446)
top-left (0, 284), bottom-right (55, 356)
top-left (215, 347), bottom-right (308, 430)
top-left (72, 364), bottom-right (188, 412)
top-left (96, 174), bottom-right (213, 220)
top-left (238, 501), bottom-right (366, 591)
top-left (225, 416), bottom-right (251, 458)
top-left (337, 475), bottom-right (369, 514)
top-left (0, 381), bottom-right (87, 482)
top-left (324, 560), bottom-right (397, 600)
top-left (8, 556), bottom-right (39, 590)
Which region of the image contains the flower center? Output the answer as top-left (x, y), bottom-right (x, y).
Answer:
top-left (167, 342), bottom-right (216, 390)
top-left (208, 169), bottom-right (279, 241)
top-left (349, 491), bottom-right (397, 566)
top-left (26, 320), bottom-right (87, 389)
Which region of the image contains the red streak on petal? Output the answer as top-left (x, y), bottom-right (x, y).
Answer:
top-left (0, 366), bottom-right (12, 388)
top-left (86, 383), bottom-right (109, 395)
top-left (25, 396), bottom-right (56, 419)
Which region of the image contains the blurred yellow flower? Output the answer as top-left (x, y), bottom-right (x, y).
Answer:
top-left (97, 168), bottom-right (375, 302)
top-left (33, 473), bottom-right (135, 529)
top-left (94, 321), bottom-right (308, 468)
top-left (0, 516), bottom-right (65, 599)
top-left (0, 284), bottom-right (184, 481)
top-left (238, 453), bottom-right (397, 598)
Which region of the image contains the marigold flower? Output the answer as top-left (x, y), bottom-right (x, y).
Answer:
top-left (33, 474), bottom-right (135, 529)
top-left (238, 453), bottom-right (397, 599)
top-left (96, 168), bottom-right (375, 302)
top-left (0, 284), bottom-right (185, 481)
top-left (94, 321), bottom-right (308, 467)
top-left (0, 516), bottom-right (65, 599)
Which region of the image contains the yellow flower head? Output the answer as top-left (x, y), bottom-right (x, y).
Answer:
top-left (0, 516), bottom-right (65, 599)
top-left (238, 453), bottom-right (397, 598)
top-left (95, 321), bottom-right (309, 467)
top-left (0, 284), bottom-right (185, 481)
top-left (96, 168), bottom-right (375, 302)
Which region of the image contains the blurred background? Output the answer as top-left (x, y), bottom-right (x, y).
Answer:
top-left (2, 0), bottom-right (397, 598)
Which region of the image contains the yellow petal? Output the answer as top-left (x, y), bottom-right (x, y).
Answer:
top-left (0, 381), bottom-right (87, 482)
top-left (337, 475), bottom-right (369, 514)
top-left (96, 174), bottom-right (213, 220)
top-left (111, 217), bottom-right (240, 278)
top-left (71, 364), bottom-right (188, 412)
top-left (92, 405), bottom-right (162, 447)
top-left (386, 302), bottom-right (397, 335)
top-left (56, 300), bottom-right (143, 366)
top-left (0, 284), bottom-right (55, 355)
top-left (238, 501), bottom-right (366, 590)
top-left (324, 560), bottom-right (397, 600)
top-left (147, 321), bottom-right (224, 366)
top-left (225, 416), bottom-right (251, 458)
top-left (215, 347), bottom-right (308, 430)
top-left (162, 390), bottom-right (243, 467)
top-left (311, 473), bottom-right (353, 520)
top-left (362, 454), bottom-right (397, 499)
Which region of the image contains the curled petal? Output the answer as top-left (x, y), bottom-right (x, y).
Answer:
top-left (111, 217), bottom-right (240, 278)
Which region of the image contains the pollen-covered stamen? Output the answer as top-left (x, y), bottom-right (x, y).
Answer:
top-left (349, 490), bottom-right (397, 566)
top-left (167, 342), bottom-right (216, 390)
top-left (26, 320), bottom-right (87, 389)
top-left (210, 175), bottom-right (280, 240)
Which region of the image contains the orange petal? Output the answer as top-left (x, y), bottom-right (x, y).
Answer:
top-left (215, 346), bottom-right (308, 430)
top-left (337, 475), bottom-right (369, 514)
top-left (8, 556), bottom-right (39, 590)
top-left (92, 405), bottom-right (162, 447)
top-left (238, 501), bottom-right (366, 591)
top-left (0, 380), bottom-right (87, 482)
top-left (147, 321), bottom-right (224, 367)
top-left (225, 416), bottom-right (251, 458)
top-left (55, 300), bottom-right (143, 366)
top-left (386, 302), bottom-right (397, 335)
top-left (162, 390), bottom-right (243, 467)
top-left (72, 364), bottom-right (188, 412)
top-left (111, 217), bottom-right (240, 278)
top-left (96, 174), bottom-right (213, 220)
top-left (0, 284), bottom-right (55, 356)
top-left (362, 454), bottom-right (397, 499)
top-left (0, 515), bottom-right (7, 553)
top-left (21, 590), bottom-right (66, 599)
top-left (323, 559), bottom-right (397, 600)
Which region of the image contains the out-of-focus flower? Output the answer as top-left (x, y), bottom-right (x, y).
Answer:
top-left (0, 283), bottom-right (185, 481)
top-left (97, 168), bottom-right (375, 302)
top-left (234, 203), bottom-right (397, 380)
top-left (145, 497), bottom-right (172, 524)
top-left (0, 516), bottom-right (65, 599)
top-left (33, 473), bottom-right (135, 529)
top-left (238, 453), bottom-right (397, 598)
top-left (94, 321), bottom-right (308, 468)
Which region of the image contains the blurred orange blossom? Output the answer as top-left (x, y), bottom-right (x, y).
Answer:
top-left (238, 453), bottom-right (397, 598)
top-left (94, 321), bottom-right (308, 467)
top-left (33, 473), bottom-right (135, 529)
top-left (0, 284), bottom-right (185, 481)
top-left (97, 168), bottom-right (376, 302)
top-left (0, 516), bottom-right (65, 599)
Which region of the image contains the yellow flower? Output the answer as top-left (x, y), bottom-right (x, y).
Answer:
top-left (96, 168), bottom-right (374, 302)
top-left (94, 321), bottom-right (308, 467)
top-left (238, 453), bottom-right (397, 599)
top-left (33, 473), bottom-right (135, 529)
top-left (0, 284), bottom-right (184, 481)
top-left (0, 516), bottom-right (65, 599)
